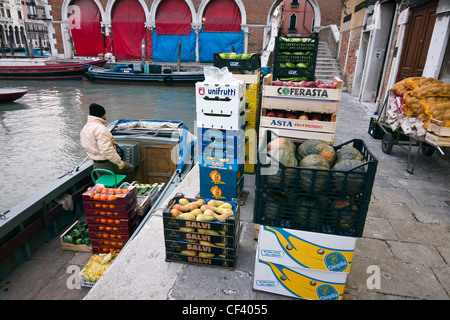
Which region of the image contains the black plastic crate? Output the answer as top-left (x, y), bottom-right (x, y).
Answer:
top-left (272, 64), bottom-right (316, 81)
top-left (253, 130), bottom-right (378, 237)
top-left (275, 52), bottom-right (317, 64)
top-left (213, 53), bottom-right (261, 71)
top-left (274, 33), bottom-right (319, 53)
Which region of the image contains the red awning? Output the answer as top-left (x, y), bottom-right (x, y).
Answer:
top-left (69, 0), bottom-right (105, 56)
top-left (155, 0), bottom-right (192, 35)
top-left (111, 0), bottom-right (147, 59)
top-left (203, 0), bottom-right (241, 32)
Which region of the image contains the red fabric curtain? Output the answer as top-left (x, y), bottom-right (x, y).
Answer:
top-left (203, 0), bottom-right (241, 32)
top-left (69, 0), bottom-right (105, 56)
top-left (155, 0), bottom-right (192, 35)
top-left (111, 0), bottom-right (146, 59)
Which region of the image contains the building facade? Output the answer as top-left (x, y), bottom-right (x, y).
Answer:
top-left (0, 0), bottom-right (49, 53)
top-left (337, 0), bottom-right (449, 107)
top-left (44, 0), bottom-right (343, 62)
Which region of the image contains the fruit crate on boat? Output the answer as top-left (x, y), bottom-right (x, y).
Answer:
top-left (253, 130), bottom-right (378, 237)
top-left (260, 74), bottom-right (343, 144)
top-left (213, 53), bottom-right (261, 71)
top-left (163, 193), bottom-right (241, 269)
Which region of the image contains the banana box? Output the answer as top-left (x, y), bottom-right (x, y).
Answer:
top-left (200, 175), bottom-right (244, 200)
top-left (253, 254), bottom-right (347, 300)
top-left (199, 165), bottom-right (244, 185)
top-left (258, 225), bottom-right (356, 273)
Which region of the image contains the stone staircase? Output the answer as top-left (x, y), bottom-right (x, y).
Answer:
top-left (315, 41), bottom-right (343, 87)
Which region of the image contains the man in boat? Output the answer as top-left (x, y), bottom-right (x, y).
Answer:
top-left (80, 103), bottom-right (135, 180)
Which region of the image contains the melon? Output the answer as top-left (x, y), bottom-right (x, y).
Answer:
top-left (332, 159), bottom-right (367, 194)
top-left (331, 198), bottom-right (359, 232)
top-left (296, 139), bottom-right (328, 162)
top-left (296, 139), bottom-right (336, 165)
top-left (292, 196), bottom-right (321, 229)
top-left (336, 146), bottom-right (364, 163)
top-left (266, 137), bottom-right (298, 185)
top-left (262, 191), bottom-right (287, 222)
top-left (299, 154), bottom-right (330, 193)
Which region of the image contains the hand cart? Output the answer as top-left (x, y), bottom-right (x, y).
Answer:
top-left (368, 90), bottom-right (446, 174)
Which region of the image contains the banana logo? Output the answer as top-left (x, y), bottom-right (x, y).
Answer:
top-left (259, 260), bottom-right (344, 300)
top-left (263, 226), bottom-right (353, 272)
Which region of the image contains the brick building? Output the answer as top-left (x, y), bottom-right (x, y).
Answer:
top-left (44, 0), bottom-right (343, 62)
top-left (337, 0), bottom-right (449, 107)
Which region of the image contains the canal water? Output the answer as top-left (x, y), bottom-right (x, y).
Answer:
top-left (0, 79), bottom-right (197, 213)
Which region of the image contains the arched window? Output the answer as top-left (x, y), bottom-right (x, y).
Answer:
top-left (289, 13), bottom-right (297, 32)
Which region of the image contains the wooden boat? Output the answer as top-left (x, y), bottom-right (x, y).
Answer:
top-left (0, 88), bottom-right (28, 102)
top-left (0, 59), bottom-right (108, 80)
top-left (85, 63), bottom-right (205, 85)
top-left (0, 119), bottom-right (195, 279)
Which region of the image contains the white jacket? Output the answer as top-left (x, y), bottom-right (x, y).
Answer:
top-left (80, 115), bottom-right (122, 166)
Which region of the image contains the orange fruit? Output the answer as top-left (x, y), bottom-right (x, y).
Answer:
top-left (110, 241), bottom-right (117, 246)
top-left (102, 248), bottom-right (109, 252)
top-left (98, 226), bottom-right (105, 230)
top-left (104, 240), bottom-right (110, 245)
top-left (94, 193), bottom-right (101, 200)
top-left (94, 203), bottom-right (102, 208)
top-left (116, 188), bottom-right (123, 194)
top-left (89, 193), bottom-right (95, 199)
top-left (100, 194), bottom-right (108, 201)
top-left (109, 205), bottom-right (117, 209)
top-left (106, 211), bottom-right (113, 216)
top-left (108, 195), bottom-right (116, 201)
top-left (112, 227), bottom-right (119, 231)
top-left (113, 212), bottom-right (119, 216)
top-left (99, 211), bottom-right (106, 215)
top-left (101, 204), bottom-right (109, 208)
top-left (116, 235), bottom-right (122, 239)
top-left (110, 234), bottom-right (116, 238)
top-left (116, 249), bottom-right (121, 253)
top-left (105, 226), bottom-right (112, 231)
top-left (103, 233), bottom-right (109, 238)
top-left (100, 218), bottom-right (107, 223)
top-left (114, 219), bottom-right (120, 224)
top-left (117, 242), bottom-right (124, 247)
top-left (107, 219), bottom-right (114, 223)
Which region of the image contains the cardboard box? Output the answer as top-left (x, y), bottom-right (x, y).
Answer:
top-left (253, 256), bottom-right (347, 300)
top-left (199, 165), bottom-right (244, 185)
top-left (257, 225), bottom-right (356, 273)
top-left (196, 81), bottom-right (245, 102)
top-left (200, 176), bottom-right (244, 200)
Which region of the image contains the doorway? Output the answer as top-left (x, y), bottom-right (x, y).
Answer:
top-left (396, 1), bottom-right (438, 81)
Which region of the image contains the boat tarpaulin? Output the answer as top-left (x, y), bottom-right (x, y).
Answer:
top-left (152, 29), bottom-right (196, 62)
top-left (69, 0), bottom-right (105, 56)
top-left (203, 0), bottom-right (241, 32)
top-left (198, 29), bottom-right (244, 62)
top-left (155, 0), bottom-right (192, 35)
top-left (111, 0), bottom-right (147, 60)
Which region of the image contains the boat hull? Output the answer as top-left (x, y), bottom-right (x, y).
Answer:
top-left (85, 68), bottom-right (204, 86)
top-left (0, 89), bottom-right (28, 102)
top-left (0, 59), bottom-right (107, 80)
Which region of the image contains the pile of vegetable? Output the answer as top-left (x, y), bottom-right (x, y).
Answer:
top-left (80, 252), bottom-right (117, 283)
top-left (218, 52), bottom-right (255, 60)
top-left (279, 37), bottom-right (315, 43)
top-left (62, 222), bottom-right (91, 246)
top-left (391, 77), bottom-right (450, 128)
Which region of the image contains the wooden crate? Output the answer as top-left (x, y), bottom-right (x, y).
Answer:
top-left (261, 74), bottom-right (342, 114)
top-left (426, 118), bottom-right (450, 146)
top-left (232, 69), bottom-right (261, 84)
top-left (60, 221), bottom-right (92, 252)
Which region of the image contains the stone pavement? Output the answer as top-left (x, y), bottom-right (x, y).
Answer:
top-left (336, 93), bottom-right (450, 300)
top-left (85, 92), bottom-right (450, 301)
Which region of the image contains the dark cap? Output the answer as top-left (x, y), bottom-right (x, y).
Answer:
top-left (89, 103), bottom-right (106, 118)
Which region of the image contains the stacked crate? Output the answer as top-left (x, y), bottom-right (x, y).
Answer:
top-left (163, 193), bottom-right (241, 269)
top-left (196, 79), bottom-right (246, 200)
top-left (260, 74), bottom-right (343, 144)
top-left (233, 70), bottom-right (262, 174)
top-left (272, 33), bottom-right (319, 82)
top-left (252, 130), bottom-right (379, 299)
top-left (82, 185), bottom-right (139, 254)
